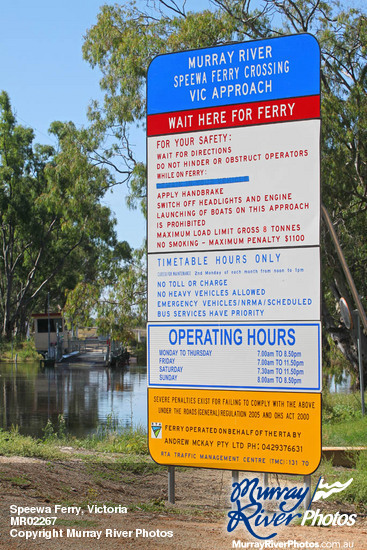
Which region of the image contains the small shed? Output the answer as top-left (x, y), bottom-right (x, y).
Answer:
top-left (31, 312), bottom-right (68, 356)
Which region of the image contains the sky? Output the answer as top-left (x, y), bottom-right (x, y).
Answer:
top-left (0, 0), bottom-right (148, 247)
top-left (0, 0), bottom-right (215, 249)
top-left (1, 0), bottom-right (361, 249)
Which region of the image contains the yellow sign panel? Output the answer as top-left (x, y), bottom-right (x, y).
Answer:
top-left (149, 389), bottom-right (321, 475)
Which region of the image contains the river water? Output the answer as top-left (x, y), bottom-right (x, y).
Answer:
top-left (0, 360), bottom-right (147, 438)
top-left (0, 358), bottom-right (353, 439)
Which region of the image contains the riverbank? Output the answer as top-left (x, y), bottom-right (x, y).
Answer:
top-left (0, 365), bottom-right (366, 548)
top-left (0, 413), bottom-right (366, 549)
top-left (0, 423), bottom-right (366, 507)
top-left (0, 444), bottom-right (366, 549)
top-left (2, 388), bottom-right (366, 456)
top-left (0, 340), bottom-right (41, 362)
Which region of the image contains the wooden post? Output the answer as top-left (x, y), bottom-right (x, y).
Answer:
top-left (356, 314), bottom-right (365, 416)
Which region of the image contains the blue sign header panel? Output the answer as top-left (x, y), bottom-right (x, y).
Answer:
top-left (147, 34), bottom-right (320, 115)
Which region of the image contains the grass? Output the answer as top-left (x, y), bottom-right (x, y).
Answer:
top-left (0, 425), bottom-right (165, 488)
top-left (322, 391), bottom-right (366, 422)
top-left (76, 426), bottom-right (148, 455)
top-left (83, 455), bottom-right (165, 482)
top-left (314, 451), bottom-right (367, 511)
top-left (323, 417), bottom-right (367, 446)
top-left (322, 391), bottom-right (367, 447)
top-left (0, 473), bottom-right (31, 487)
top-left (0, 427), bottom-right (64, 460)
top-left (0, 339), bottom-right (41, 362)
top-left (0, 416), bottom-right (153, 472)
top-left (40, 413), bottom-right (149, 456)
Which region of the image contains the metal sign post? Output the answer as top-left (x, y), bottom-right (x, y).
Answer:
top-left (340, 298), bottom-right (365, 417)
top-left (357, 313), bottom-right (365, 417)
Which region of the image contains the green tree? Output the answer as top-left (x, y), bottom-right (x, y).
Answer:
top-left (96, 246), bottom-right (146, 341)
top-left (64, 245), bottom-right (146, 342)
top-left (0, 91), bottom-right (128, 339)
top-left (83, 0), bottom-right (367, 383)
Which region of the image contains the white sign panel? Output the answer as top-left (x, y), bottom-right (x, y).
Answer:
top-left (147, 322), bottom-right (321, 392)
top-left (148, 120), bottom-right (320, 253)
top-left (148, 247), bottom-right (320, 322)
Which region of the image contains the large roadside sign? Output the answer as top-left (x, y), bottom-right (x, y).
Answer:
top-left (147, 34), bottom-right (321, 475)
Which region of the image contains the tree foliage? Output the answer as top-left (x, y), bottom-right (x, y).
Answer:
top-left (64, 246), bottom-right (146, 342)
top-left (0, 91), bottom-right (129, 339)
top-left (83, 0), bottom-right (367, 382)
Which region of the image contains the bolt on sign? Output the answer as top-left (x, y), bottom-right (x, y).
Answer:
top-left (147, 34), bottom-right (321, 475)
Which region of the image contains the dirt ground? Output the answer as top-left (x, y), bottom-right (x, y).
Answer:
top-left (0, 455), bottom-right (365, 550)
